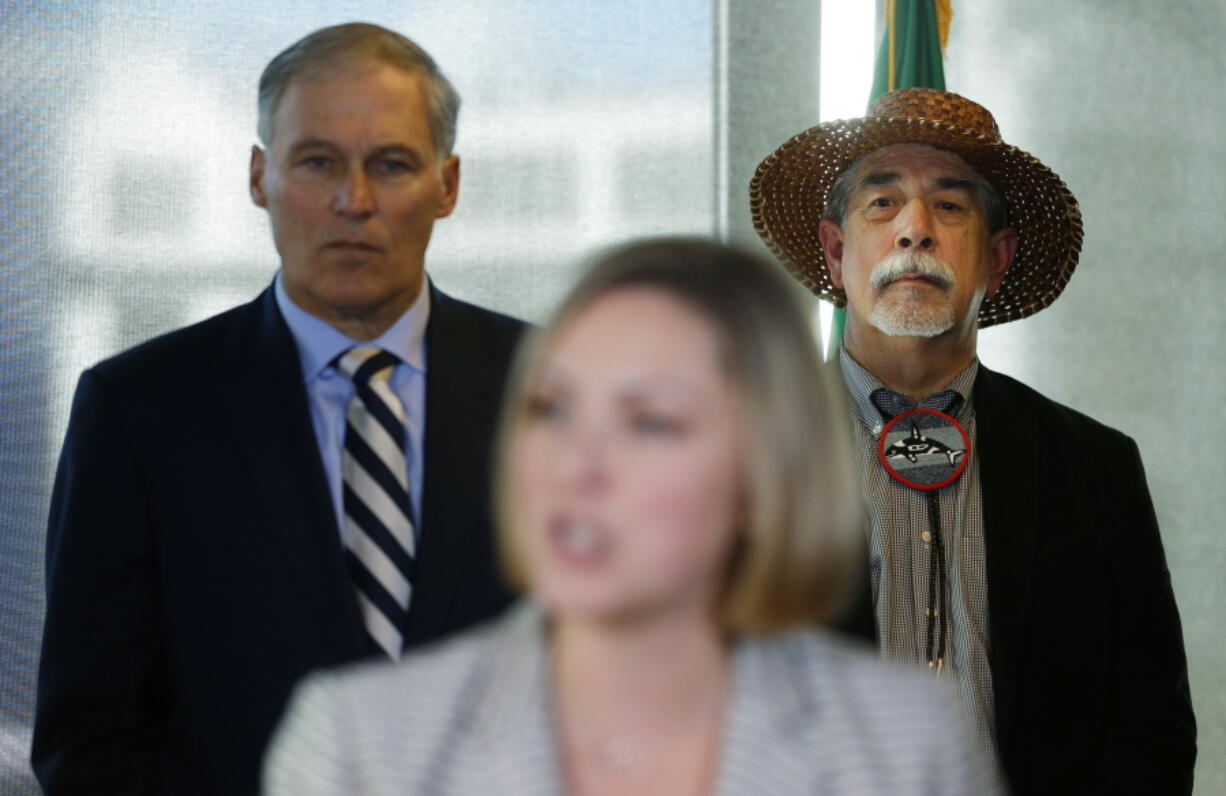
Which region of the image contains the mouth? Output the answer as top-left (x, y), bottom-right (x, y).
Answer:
top-left (549, 515), bottom-right (612, 566)
top-left (881, 272), bottom-right (950, 291)
top-left (324, 240), bottom-right (383, 253)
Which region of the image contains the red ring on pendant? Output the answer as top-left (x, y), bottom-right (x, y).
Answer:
top-left (876, 408), bottom-right (971, 491)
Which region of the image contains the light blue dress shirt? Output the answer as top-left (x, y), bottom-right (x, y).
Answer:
top-left (274, 273), bottom-right (428, 541)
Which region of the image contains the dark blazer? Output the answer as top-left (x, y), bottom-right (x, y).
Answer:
top-left (840, 364), bottom-right (1196, 795)
top-left (32, 283), bottom-right (527, 795)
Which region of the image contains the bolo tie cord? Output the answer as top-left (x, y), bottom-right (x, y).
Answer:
top-left (925, 489), bottom-right (948, 671)
top-left (868, 390), bottom-right (966, 674)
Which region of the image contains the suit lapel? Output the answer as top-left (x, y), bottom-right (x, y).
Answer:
top-left (974, 365), bottom-right (1039, 755)
top-left (409, 286), bottom-right (507, 642)
top-left (220, 287), bottom-right (367, 657)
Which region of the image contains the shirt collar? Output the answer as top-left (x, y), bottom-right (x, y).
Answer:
top-left (838, 344), bottom-right (978, 428)
top-left (274, 272), bottom-right (431, 383)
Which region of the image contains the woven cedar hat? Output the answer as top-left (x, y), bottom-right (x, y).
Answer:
top-left (749, 88), bottom-right (1083, 327)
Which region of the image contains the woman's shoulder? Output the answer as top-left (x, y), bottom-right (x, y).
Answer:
top-left (731, 629), bottom-right (999, 794)
top-left (761, 627), bottom-right (960, 715)
top-left (313, 614), bottom-right (505, 705)
top-left (264, 604), bottom-right (542, 795)
top-left (308, 602), bottom-right (546, 721)
top-left (736, 628), bottom-right (974, 757)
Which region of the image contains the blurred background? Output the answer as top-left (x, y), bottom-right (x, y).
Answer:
top-left (1, 0), bottom-right (1221, 791)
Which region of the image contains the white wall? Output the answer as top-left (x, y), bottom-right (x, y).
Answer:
top-left (944, 3), bottom-right (1226, 791)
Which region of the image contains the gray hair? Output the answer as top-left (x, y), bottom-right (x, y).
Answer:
top-left (823, 150), bottom-right (1010, 233)
top-left (257, 22), bottom-right (460, 156)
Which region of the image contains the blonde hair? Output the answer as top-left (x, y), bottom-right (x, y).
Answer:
top-left (495, 238), bottom-right (863, 633)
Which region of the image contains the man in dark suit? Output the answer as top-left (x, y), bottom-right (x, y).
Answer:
top-left (33, 23), bottom-right (525, 795)
top-left (750, 87), bottom-right (1196, 795)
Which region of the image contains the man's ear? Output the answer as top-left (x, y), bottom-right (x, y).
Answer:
top-left (249, 145), bottom-right (268, 208)
top-left (818, 218), bottom-right (847, 288)
top-left (985, 226), bottom-right (1019, 298)
top-left (436, 154), bottom-right (460, 218)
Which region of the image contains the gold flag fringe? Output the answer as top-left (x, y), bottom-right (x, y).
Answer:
top-left (935, 0), bottom-right (953, 55)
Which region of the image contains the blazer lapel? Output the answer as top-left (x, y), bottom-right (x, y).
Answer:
top-left (220, 287), bottom-right (367, 657)
top-left (408, 286), bottom-right (509, 642)
top-left (463, 611), bottom-right (817, 795)
top-left (462, 604), bottom-right (564, 794)
top-left (974, 365), bottom-right (1039, 755)
top-left (716, 638), bottom-right (817, 796)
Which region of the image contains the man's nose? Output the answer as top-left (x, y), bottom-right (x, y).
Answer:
top-left (332, 170), bottom-right (375, 217)
top-left (895, 200), bottom-right (935, 251)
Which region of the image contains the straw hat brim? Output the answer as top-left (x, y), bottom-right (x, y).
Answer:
top-left (749, 116), bottom-right (1083, 328)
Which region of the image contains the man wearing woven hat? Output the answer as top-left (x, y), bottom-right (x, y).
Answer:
top-left (751, 87), bottom-right (1195, 794)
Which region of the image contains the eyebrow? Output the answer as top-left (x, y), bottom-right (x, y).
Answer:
top-left (287, 139), bottom-right (337, 154)
top-left (935, 176), bottom-right (979, 194)
top-left (859, 172), bottom-right (979, 194)
top-left (368, 144), bottom-right (426, 165)
top-left (861, 171), bottom-right (901, 187)
top-left (286, 140), bottom-right (426, 164)
top-left (616, 380), bottom-right (700, 404)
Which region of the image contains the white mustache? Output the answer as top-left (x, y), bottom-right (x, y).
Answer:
top-left (869, 250), bottom-right (955, 293)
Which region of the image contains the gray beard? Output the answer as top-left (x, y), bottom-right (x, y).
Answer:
top-left (869, 291), bottom-right (956, 337)
top-left (866, 250), bottom-right (963, 337)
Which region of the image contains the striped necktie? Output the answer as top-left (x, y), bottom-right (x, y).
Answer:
top-left (336, 347), bottom-right (416, 660)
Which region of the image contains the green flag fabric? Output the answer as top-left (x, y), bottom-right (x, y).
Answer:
top-left (870, 0), bottom-right (947, 103)
top-left (826, 0), bottom-right (949, 360)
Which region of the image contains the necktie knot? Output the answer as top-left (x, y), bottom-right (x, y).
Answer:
top-left (870, 387), bottom-right (964, 421)
top-left (336, 347), bottom-right (399, 385)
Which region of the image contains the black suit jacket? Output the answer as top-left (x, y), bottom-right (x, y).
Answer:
top-left (839, 365), bottom-right (1196, 795)
top-left (33, 283), bottom-right (527, 795)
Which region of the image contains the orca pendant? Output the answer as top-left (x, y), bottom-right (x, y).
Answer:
top-left (876, 408), bottom-right (970, 490)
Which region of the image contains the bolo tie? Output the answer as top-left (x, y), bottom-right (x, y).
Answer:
top-left (870, 388), bottom-right (971, 673)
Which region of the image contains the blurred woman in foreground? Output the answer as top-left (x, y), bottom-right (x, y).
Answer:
top-left (264, 239), bottom-right (997, 795)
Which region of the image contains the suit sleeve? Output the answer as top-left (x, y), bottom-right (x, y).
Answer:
top-left (263, 673), bottom-right (357, 795)
top-left (1092, 435), bottom-right (1196, 793)
top-left (32, 369), bottom-right (169, 794)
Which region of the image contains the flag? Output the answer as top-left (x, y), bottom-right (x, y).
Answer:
top-left (827, 0), bottom-right (953, 359)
